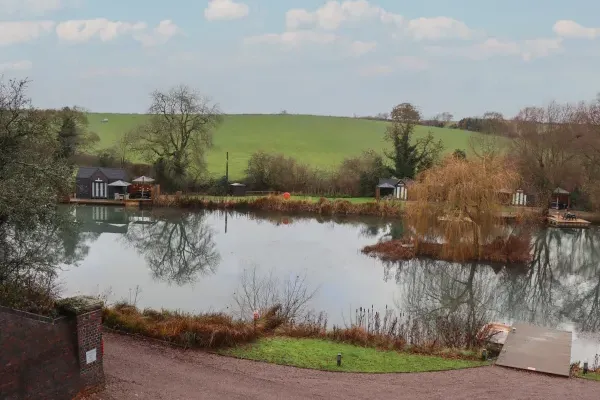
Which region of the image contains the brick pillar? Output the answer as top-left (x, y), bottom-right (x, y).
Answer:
top-left (57, 296), bottom-right (105, 391)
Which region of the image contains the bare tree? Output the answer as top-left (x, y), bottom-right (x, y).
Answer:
top-left (232, 266), bottom-right (318, 321)
top-left (128, 85), bottom-right (223, 189)
top-left (438, 112), bottom-right (453, 124)
top-left (511, 101), bottom-right (583, 206)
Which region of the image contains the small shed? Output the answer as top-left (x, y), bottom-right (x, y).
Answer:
top-left (230, 183), bottom-right (247, 196)
top-left (376, 178), bottom-right (411, 201)
top-left (497, 188), bottom-right (529, 206)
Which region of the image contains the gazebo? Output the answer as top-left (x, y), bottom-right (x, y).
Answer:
top-left (552, 187), bottom-right (570, 209)
top-left (132, 176), bottom-right (155, 199)
top-left (107, 180), bottom-right (131, 200)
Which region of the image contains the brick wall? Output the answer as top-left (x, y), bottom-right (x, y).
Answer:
top-left (0, 296), bottom-right (104, 400)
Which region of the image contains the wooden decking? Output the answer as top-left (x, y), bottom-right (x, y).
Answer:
top-left (547, 214), bottom-right (591, 228)
top-left (67, 198), bottom-right (152, 207)
top-left (496, 323), bottom-right (572, 377)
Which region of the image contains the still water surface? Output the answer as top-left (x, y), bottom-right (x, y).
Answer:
top-left (58, 205), bottom-right (600, 363)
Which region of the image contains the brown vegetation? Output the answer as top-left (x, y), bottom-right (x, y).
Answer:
top-left (102, 304), bottom-right (489, 360)
top-left (362, 153), bottom-right (535, 264)
top-left (362, 235), bottom-right (531, 264)
top-left (103, 303), bottom-right (272, 349)
top-left (153, 194), bottom-right (404, 217)
top-left (406, 155), bottom-right (529, 261)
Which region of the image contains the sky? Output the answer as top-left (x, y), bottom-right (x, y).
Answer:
top-left (2, 0), bottom-right (600, 118)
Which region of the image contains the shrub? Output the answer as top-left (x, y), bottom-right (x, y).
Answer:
top-left (244, 150), bottom-right (387, 197)
top-left (103, 304), bottom-right (287, 349)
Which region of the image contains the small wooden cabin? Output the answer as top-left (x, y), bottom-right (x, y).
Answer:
top-left (75, 167), bottom-right (128, 199)
top-left (376, 178), bottom-right (412, 201)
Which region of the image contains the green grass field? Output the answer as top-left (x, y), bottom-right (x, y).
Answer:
top-left (88, 113), bottom-right (496, 180)
top-left (221, 337), bottom-right (486, 373)
top-left (577, 371), bottom-right (600, 381)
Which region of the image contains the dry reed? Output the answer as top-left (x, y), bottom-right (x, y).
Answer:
top-left (153, 194), bottom-right (404, 217)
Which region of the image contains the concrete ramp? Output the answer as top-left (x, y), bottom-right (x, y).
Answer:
top-left (496, 323), bottom-right (572, 377)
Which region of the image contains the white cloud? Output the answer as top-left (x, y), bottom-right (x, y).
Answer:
top-left (0, 60), bottom-right (33, 72)
top-left (134, 20), bottom-right (181, 47)
top-left (521, 38), bottom-right (563, 61)
top-left (56, 19), bottom-right (146, 43)
top-left (358, 64), bottom-right (393, 77)
top-left (406, 17), bottom-right (474, 40)
top-left (0, 0), bottom-right (62, 16)
top-left (553, 20), bottom-right (600, 39)
top-left (286, 9), bottom-right (316, 30)
top-left (425, 37), bottom-right (563, 61)
top-left (395, 55), bottom-right (430, 70)
top-left (56, 19), bottom-right (180, 46)
top-left (286, 0), bottom-right (399, 31)
top-left (80, 67), bottom-right (150, 79)
top-left (348, 40), bottom-right (377, 56)
top-left (204, 0), bottom-right (249, 21)
top-left (0, 21), bottom-right (55, 46)
top-left (244, 31), bottom-right (337, 46)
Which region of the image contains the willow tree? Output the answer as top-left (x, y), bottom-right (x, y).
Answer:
top-left (405, 155), bottom-right (523, 262)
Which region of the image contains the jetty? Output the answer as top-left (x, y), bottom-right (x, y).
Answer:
top-left (496, 323), bottom-right (572, 377)
top-left (547, 214), bottom-right (591, 228)
top-left (65, 198), bottom-right (152, 208)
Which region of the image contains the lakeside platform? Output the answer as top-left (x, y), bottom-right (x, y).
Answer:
top-left (65, 198), bottom-right (153, 207)
top-left (547, 215), bottom-right (591, 228)
top-left (496, 323), bottom-right (572, 377)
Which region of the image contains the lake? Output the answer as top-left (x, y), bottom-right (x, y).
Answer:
top-left (58, 205), bottom-right (600, 363)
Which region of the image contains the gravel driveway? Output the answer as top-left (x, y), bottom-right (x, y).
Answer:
top-left (87, 332), bottom-right (598, 400)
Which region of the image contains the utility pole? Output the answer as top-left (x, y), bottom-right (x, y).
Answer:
top-left (225, 152), bottom-right (229, 184)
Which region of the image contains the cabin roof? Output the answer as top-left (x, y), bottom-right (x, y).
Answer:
top-left (553, 187), bottom-right (570, 195)
top-left (76, 167), bottom-right (128, 181)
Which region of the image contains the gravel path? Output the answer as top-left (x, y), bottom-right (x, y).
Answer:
top-left (88, 332), bottom-right (598, 400)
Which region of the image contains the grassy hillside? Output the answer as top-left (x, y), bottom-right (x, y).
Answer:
top-left (88, 113), bottom-right (494, 180)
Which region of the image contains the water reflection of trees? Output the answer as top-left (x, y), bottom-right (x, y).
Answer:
top-left (1, 207), bottom-right (91, 302)
top-left (123, 211), bottom-right (220, 285)
top-left (389, 227), bottom-right (600, 334)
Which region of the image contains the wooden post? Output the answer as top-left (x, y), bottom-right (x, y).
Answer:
top-left (375, 187), bottom-right (380, 202)
top-left (225, 152), bottom-right (229, 185)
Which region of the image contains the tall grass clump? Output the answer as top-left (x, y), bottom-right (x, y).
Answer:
top-left (102, 302), bottom-right (285, 349)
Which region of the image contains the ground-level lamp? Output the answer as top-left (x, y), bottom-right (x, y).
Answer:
top-left (337, 353), bottom-right (342, 367)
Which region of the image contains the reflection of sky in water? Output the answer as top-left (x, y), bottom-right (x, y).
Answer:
top-left (57, 206), bottom-right (600, 363)
top-left (58, 209), bottom-right (400, 322)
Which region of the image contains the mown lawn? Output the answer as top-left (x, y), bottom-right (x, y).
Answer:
top-left (577, 372), bottom-right (600, 382)
top-left (221, 337), bottom-right (487, 373)
top-left (88, 113), bottom-right (502, 180)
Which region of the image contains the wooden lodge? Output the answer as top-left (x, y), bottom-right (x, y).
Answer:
top-left (75, 167), bottom-right (129, 200)
top-left (375, 178), bottom-right (412, 201)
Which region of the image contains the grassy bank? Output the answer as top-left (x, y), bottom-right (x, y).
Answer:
top-left (102, 304), bottom-right (488, 362)
top-left (88, 113), bottom-right (494, 179)
top-left (577, 372), bottom-right (600, 382)
top-left (154, 194), bottom-right (404, 217)
top-left (221, 337), bottom-right (486, 373)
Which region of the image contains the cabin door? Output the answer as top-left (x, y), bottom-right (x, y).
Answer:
top-left (92, 180), bottom-right (107, 199)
